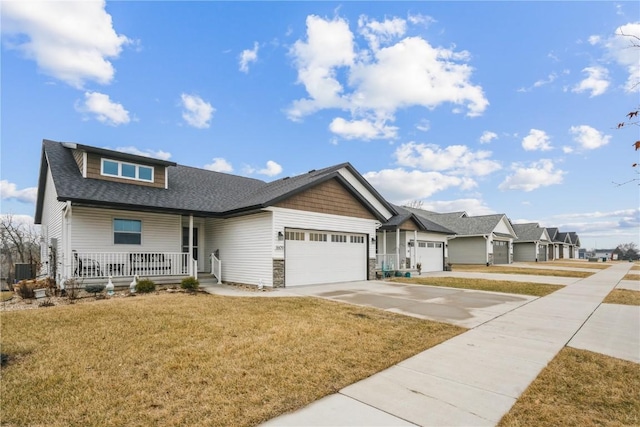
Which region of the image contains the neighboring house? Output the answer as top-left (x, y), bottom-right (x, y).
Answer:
top-left (512, 223), bottom-right (551, 262)
top-left (403, 208), bottom-right (517, 265)
top-left (594, 249), bottom-right (616, 260)
top-left (568, 232), bottom-right (581, 259)
top-left (34, 140), bottom-right (397, 288)
top-left (376, 205), bottom-right (454, 272)
top-left (545, 228), bottom-right (581, 259)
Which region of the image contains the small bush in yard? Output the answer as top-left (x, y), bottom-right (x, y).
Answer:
top-left (85, 284), bottom-right (105, 298)
top-left (180, 276), bottom-right (199, 291)
top-left (136, 279), bottom-right (156, 293)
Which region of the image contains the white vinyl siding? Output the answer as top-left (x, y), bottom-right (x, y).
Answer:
top-left (39, 167), bottom-right (65, 278)
top-left (270, 207), bottom-right (377, 259)
top-left (71, 207), bottom-right (181, 254)
top-left (448, 236), bottom-right (487, 264)
top-left (205, 212), bottom-right (273, 287)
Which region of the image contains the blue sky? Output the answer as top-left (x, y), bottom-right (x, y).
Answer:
top-left (1, 1), bottom-right (639, 250)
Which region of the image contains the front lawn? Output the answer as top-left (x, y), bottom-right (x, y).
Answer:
top-left (0, 293), bottom-right (463, 426)
top-left (450, 264), bottom-right (593, 278)
top-left (603, 289), bottom-right (640, 306)
top-left (390, 276), bottom-right (563, 297)
top-left (499, 348), bottom-right (640, 426)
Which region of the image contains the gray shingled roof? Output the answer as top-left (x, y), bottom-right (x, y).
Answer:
top-left (512, 223), bottom-right (545, 242)
top-left (35, 140), bottom-right (396, 222)
top-left (381, 205), bottom-right (454, 234)
top-left (404, 207), bottom-right (511, 236)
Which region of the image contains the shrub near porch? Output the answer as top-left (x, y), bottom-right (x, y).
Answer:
top-left (1, 293), bottom-right (463, 427)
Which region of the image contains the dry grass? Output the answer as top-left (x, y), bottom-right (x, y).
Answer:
top-left (0, 291), bottom-right (14, 302)
top-left (542, 262), bottom-right (610, 270)
top-left (499, 348), bottom-right (640, 426)
top-left (623, 273), bottom-right (640, 281)
top-left (451, 264), bottom-right (593, 278)
top-left (391, 276), bottom-right (562, 297)
top-left (0, 292), bottom-right (463, 427)
top-left (603, 289), bottom-right (640, 306)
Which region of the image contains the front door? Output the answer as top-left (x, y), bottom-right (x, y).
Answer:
top-left (182, 227), bottom-right (199, 270)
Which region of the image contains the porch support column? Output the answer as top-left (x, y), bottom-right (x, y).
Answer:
top-left (188, 215), bottom-right (194, 276)
top-left (396, 228), bottom-right (400, 270)
top-left (414, 230), bottom-right (418, 268)
top-left (63, 201), bottom-right (73, 282)
top-left (382, 230), bottom-right (387, 268)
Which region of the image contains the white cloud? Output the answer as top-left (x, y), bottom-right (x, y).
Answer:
top-left (258, 161), bottom-right (283, 177)
top-left (572, 66), bottom-right (610, 97)
top-left (364, 168), bottom-right (477, 204)
top-left (329, 117), bottom-right (398, 140)
top-left (499, 159), bottom-right (565, 192)
top-left (569, 125), bottom-right (611, 150)
top-left (1, 0), bottom-right (130, 88)
top-left (415, 119), bottom-right (430, 132)
top-left (287, 15), bottom-right (354, 120)
top-left (358, 16), bottom-right (406, 51)
top-left (180, 93), bottom-right (215, 128)
top-left (115, 146), bottom-right (172, 161)
top-left (288, 14), bottom-right (488, 140)
top-left (421, 198), bottom-right (495, 216)
top-left (407, 13), bottom-right (436, 27)
top-left (76, 91), bottom-right (130, 126)
top-left (239, 42), bottom-right (259, 73)
top-left (204, 158), bottom-right (233, 173)
top-left (394, 142), bottom-right (501, 176)
top-left (479, 131), bottom-right (498, 144)
top-left (596, 22), bottom-right (640, 93)
top-left (522, 129), bottom-right (553, 151)
top-left (0, 180), bottom-right (37, 204)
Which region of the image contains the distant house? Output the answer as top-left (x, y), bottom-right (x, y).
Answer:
top-left (546, 228), bottom-right (581, 259)
top-left (512, 223), bottom-right (551, 262)
top-left (34, 140), bottom-right (398, 288)
top-left (376, 205), bottom-right (454, 272)
top-left (403, 208), bottom-right (517, 265)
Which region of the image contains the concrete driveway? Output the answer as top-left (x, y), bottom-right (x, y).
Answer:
top-left (285, 281), bottom-right (537, 328)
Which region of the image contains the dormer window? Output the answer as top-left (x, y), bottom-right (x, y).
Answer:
top-left (101, 158), bottom-right (154, 183)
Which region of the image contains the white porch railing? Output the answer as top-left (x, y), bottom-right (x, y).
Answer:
top-left (210, 253), bottom-right (222, 284)
top-left (375, 253), bottom-right (401, 270)
top-left (72, 252), bottom-right (191, 279)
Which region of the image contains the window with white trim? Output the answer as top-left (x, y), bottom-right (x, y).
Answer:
top-left (350, 235), bottom-right (364, 244)
top-left (309, 233), bottom-right (327, 242)
top-left (102, 158), bottom-right (154, 183)
top-left (114, 219), bottom-right (142, 245)
top-left (331, 234), bottom-right (347, 243)
top-left (285, 231), bottom-right (305, 241)
top-left (418, 242), bottom-right (426, 248)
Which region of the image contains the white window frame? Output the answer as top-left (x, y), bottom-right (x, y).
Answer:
top-left (113, 218), bottom-right (142, 245)
top-left (101, 158), bottom-right (154, 183)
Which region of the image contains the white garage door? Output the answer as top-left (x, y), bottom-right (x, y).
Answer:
top-left (416, 241), bottom-right (444, 272)
top-left (285, 229), bottom-right (367, 287)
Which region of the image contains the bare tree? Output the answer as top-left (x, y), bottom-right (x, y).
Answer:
top-left (612, 31), bottom-right (640, 185)
top-left (405, 200), bottom-right (424, 209)
top-left (0, 214), bottom-right (41, 285)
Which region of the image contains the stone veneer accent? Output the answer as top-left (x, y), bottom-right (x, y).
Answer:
top-left (368, 258), bottom-right (376, 280)
top-left (272, 259), bottom-right (285, 288)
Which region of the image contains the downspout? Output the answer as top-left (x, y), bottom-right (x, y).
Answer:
top-left (484, 234), bottom-right (490, 266)
top-left (188, 214), bottom-right (194, 276)
top-left (413, 230), bottom-right (418, 269)
top-left (63, 201), bottom-right (72, 284)
top-left (396, 228), bottom-right (401, 269)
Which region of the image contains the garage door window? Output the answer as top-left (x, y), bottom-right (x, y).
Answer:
top-left (350, 235), bottom-right (364, 244)
top-left (418, 242), bottom-right (426, 248)
top-left (285, 231), bottom-right (305, 241)
top-left (310, 233), bottom-right (327, 242)
top-left (331, 234), bottom-right (347, 243)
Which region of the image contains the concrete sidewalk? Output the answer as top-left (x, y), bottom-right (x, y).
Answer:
top-left (262, 263), bottom-right (636, 427)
